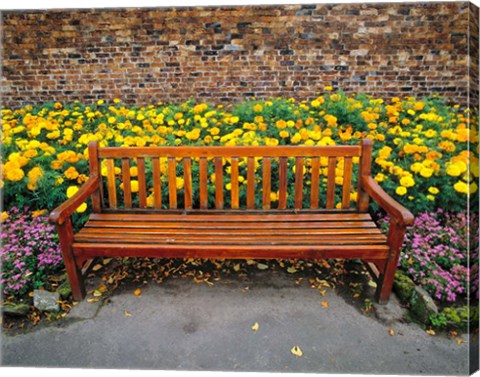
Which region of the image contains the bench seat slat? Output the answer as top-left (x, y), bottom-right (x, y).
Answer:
top-left (88, 212), bottom-right (373, 222)
top-left (73, 243), bottom-right (389, 260)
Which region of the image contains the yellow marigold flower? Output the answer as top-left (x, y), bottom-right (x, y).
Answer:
top-left (396, 186), bottom-right (407, 196)
top-left (5, 166), bottom-right (25, 182)
top-left (428, 187), bottom-right (439, 195)
top-left (8, 153), bottom-right (28, 167)
top-left (32, 209), bottom-right (47, 218)
top-left (324, 114), bottom-right (338, 127)
top-left (270, 192), bottom-right (279, 202)
top-left (446, 164), bottom-right (462, 177)
top-left (67, 186), bottom-right (79, 198)
top-left (130, 166), bottom-right (138, 177)
top-left (439, 141), bottom-right (456, 153)
top-left (176, 177), bottom-right (184, 190)
top-left (279, 130), bottom-right (289, 138)
top-left (291, 133), bottom-right (302, 144)
top-left (374, 173), bottom-right (385, 182)
top-left (419, 167), bottom-right (433, 178)
top-left (325, 86), bottom-right (333, 91)
top-left (209, 127), bottom-right (220, 135)
top-left (276, 120), bottom-right (287, 129)
top-left (253, 104), bottom-right (263, 112)
top-left (113, 98), bottom-right (121, 104)
top-left (1, 211), bottom-right (9, 222)
top-left (76, 202), bottom-right (87, 213)
top-left (108, 116), bottom-right (116, 124)
top-left (426, 195), bottom-right (435, 201)
top-left (97, 99), bottom-right (105, 105)
top-left (335, 176), bottom-right (343, 185)
top-left (64, 166), bottom-right (79, 180)
top-left (400, 176), bottom-right (415, 188)
top-left (470, 182), bottom-right (478, 194)
top-left (453, 181), bottom-right (468, 194)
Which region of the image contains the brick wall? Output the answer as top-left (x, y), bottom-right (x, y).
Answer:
top-left (1, 2), bottom-right (478, 107)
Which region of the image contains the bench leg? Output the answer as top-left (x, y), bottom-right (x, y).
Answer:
top-left (375, 250), bottom-right (400, 305)
top-left (56, 219), bottom-right (86, 300)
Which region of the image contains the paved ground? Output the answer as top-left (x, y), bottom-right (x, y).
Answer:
top-left (0, 268), bottom-right (471, 375)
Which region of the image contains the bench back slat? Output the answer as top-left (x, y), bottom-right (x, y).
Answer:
top-left (152, 158), bottom-right (162, 209)
top-left (278, 156), bottom-right (288, 210)
top-left (262, 157), bottom-right (272, 210)
top-left (230, 157), bottom-right (240, 209)
top-left (137, 157), bottom-right (147, 208)
top-left (183, 158), bottom-right (193, 210)
top-left (90, 142), bottom-right (370, 212)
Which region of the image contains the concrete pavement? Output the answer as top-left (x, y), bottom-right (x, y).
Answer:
top-left (1, 268), bottom-right (470, 374)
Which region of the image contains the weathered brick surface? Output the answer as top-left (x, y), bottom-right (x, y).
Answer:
top-left (1, 2), bottom-right (478, 107)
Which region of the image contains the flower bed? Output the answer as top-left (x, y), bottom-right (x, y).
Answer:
top-left (1, 207), bottom-right (63, 299)
top-left (1, 92), bottom-right (478, 213)
top-left (1, 92), bottom-right (478, 328)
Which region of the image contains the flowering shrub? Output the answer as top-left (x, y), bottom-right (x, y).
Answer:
top-left (379, 210), bottom-right (475, 303)
top-left (1, 207), bottom-right (64, 299)
top-left (1, 92), bottom-right (478, 214)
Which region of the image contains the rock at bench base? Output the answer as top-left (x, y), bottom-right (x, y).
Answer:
top-left (2, 303), bottom-right (31, 317)
top-left (409, 286), bottom-right (438, 323)
top-left (33, 290), bottom-right (60, 312)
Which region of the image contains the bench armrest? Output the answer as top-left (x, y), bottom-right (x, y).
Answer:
top-left (49, 175), bottom-right (101, 226)
top-left (362, 176), bottom-right (414, 227)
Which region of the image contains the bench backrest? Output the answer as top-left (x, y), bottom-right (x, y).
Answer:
top-left (87, 140), bottom-right (372, 212)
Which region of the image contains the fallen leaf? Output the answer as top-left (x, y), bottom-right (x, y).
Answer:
top-left (124, 311), bottom-right (132, 317)
top-left (103, 258), bottom-right (113, 265)
top-left (389, 329), bottom-right (395, 336)
top-left (246, 259), bottom-right (256, 265)
top-left (456, 339), bottom-right (463, 346)
top-left (87, 298), bottom-right (99, 303)
top-left (353, 293), bottom-right (360, 298)
top-left (367, 280), bottom-right (377, 288)
top-left (93, 290), bottom-right (102, 297)
top-left (321, 301), bottom-right (329, 308)
top-left (233, 264), bottom-right (241, 272)
top-left (287, 267), bottom-right (297, 273)
top-left (426, 329), bottom-right (436, 336)
top-left (92, 264), bottom-right (103, 272)
top-left (318, 289), bottom-right (326, 296)
top-left (133, 288), bottom-right (142, 296)
top-left (291, 345), bottom-right (303, 357)
top-left (251, 322), bottom-right (259, 332)
top-left (257, 263), bottom-right (269, 270)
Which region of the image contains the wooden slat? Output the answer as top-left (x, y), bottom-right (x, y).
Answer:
top-left (215, 157), bottom-right (224, 209)
top-left (294, 157), bottom-right (304, 209)
top-left (87, 141), bottom-right (102, 211)
top-left (152, 158), bottom-right (162, 209)
top-left (278, 157), bottom-right (288, 210)
top-left (183, 158), bottom-right (192, 210)
top-left (85, 220), bottom-right (378, 230)
top-left (105, 158), bottom-right (117, 209)
top-left (137, 158), bottom-right (147, 208)
top-left (342, 156), bottom-right (353, 209)
top-left (358, 138), bottom-right (373, 212)
top-left (79, 227), bottom-right (384, 237)
top-left (73, 243), bottom-right (389, 260)
top-left (88, 212), bottom-right (374, 222)
top-left (247, 157), bottom-right (255, 209)
top-left (230, 157), bottom-right (239, 209)
top-left (262, 157), bottom-right (271, 209)
top-left (326, 157), bottom-right (336, 209)
top-left (168, 157), bottom-right (177, 209)
top-left (98, 145), bottom-right (362, 159)
top-left (121, 158), bottom-right (132, 208)
top-left (199, 157), bottom-right (208, 209)
top-left (310, 157), bottom-right (320, 209)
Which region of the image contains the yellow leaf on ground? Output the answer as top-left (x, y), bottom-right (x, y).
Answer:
top-left (291, 345), bottom-right (303, 357)
top-left (287, 267), bottom-right (297, 273)
top-left (233, 264), bottom-right (241, 272)
top-left (251, 322), bottom-right (259, 332)
top-left (456, 339), bottom-right (463, 346)
top-left (103, 258), bottom-right (113, 265)
top-left (87, 298), bottom-right (99, 303)
top-left (93, 290), bottom-right (102, 297)
top-left (92, 264), bottom-right (103, 271)
top-left (426, 329), bottom-right (436, 336)
top-left (389, 329), bottom-right (395, 336)
top-left (321, 301), bottom-right (329, 308)
top-left (124, 311), bottom-right (132, 317)
top-left (257, 263), bottom-right (269, 270)
top-left (133, 288), bottom-right (142, 296)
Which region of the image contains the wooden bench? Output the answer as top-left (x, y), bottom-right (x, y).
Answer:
top-left (49, 139), bottom-right (413, 304)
